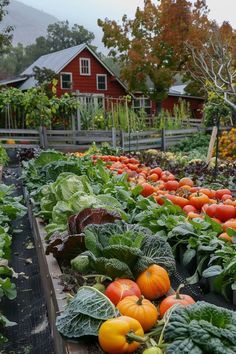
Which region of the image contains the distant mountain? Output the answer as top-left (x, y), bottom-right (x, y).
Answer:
top-left (0, 0), bottom-right (58, 46)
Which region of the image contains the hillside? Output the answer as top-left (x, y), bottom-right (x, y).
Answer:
top-left (0, 0), bottom-right (58, 46)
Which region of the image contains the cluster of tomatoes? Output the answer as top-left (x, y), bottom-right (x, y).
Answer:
top-left (98, 265), bottom-right (195, 354)
top-left (92, 155), bottom-right (236, 242)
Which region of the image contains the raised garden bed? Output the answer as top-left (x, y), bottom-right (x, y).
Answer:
top-left (26, 198), bottom-right (90, 354)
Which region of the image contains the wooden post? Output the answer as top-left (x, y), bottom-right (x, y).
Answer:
top-left (71, 114), bottom-right (76, 145)
top-left (43, 126), bottom-right (48, 149)
top-left (206, 126), bottom-right (218, 164)
top-left (39, 126), bottom-right (44, 148)
top-left (161, 128), bottom-right (166, 151)
top-left (112, 127), bottom-right (116, 148)
top-left (120, 130), bottom-right (125, 152)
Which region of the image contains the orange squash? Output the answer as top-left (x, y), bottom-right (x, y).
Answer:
top-left (159, 284), bottom-right (195, 317)
top-left (6, 139), bottom-right (15, 144)
top-left (136, 265), bottom-right (170, 300)
top-left (117, 295), bottom-right (158, 332)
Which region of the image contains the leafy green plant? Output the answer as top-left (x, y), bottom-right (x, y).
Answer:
top-left (56, 286), bottom-right (118, 339)
top-left (164, 301), bottom-right (236, 354)
top-left (75, 221), bottom-right (175, 279)
top-left (0, 144), bottom-right (9, 166)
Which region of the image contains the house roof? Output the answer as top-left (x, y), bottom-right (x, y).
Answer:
top-left (21, 44), bottom-right (87, 75)
top-left (19, 76), bottom-right (38, 90)
top-left (169, 84), bottom-right (187, 95)
top-left (0, 76), bottom-right (27, 86)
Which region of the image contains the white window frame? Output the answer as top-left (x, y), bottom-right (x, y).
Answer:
top-left (77, 93), bottom-right (105, 108)
top-left (60, 72), bottom-right (72, 90)
top-left (96, 74), bottom-right (107, 90)
top-left (132, 97), bottom-right (151, 114)
top-left (79, 57), bottom-right (91, 75)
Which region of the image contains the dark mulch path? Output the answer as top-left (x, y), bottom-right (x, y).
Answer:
top-left (0, 166), bottom-right (55, 354)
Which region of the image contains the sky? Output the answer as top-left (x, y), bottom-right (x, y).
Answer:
top-left (19, 0), bottom-right (236, 50)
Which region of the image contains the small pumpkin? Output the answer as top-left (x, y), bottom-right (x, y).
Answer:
top-left (6, 139), bottom-right (15, 145)
top-left (159, 284), bottom-right (195, 317)
top-left (136, 264), bottom-right (170, 300)
top-left (117, 295), bottom-right (158, 332)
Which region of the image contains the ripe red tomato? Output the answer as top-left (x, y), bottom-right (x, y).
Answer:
top-left (140, 183), bottom-right (156, 197)
top-left (160, 171), bottom-right (175, 182)
top-left (204, 203), bottom-right (218, 218)
top-left (189, 193), bottom-right (210, 210)
top-left (150, 167), bottom-right (163, 176)
top-left (105, 279), bottom-right (141, 305)
top-left (183, 205), bottom-right (197, 214)
top-left (218, 233), bottom-right (233, 243)
top-left (222, 218), bottom-right (236, 230)
top-left (147, 173), bottom-right (159, 182)
top-left (215, 189), bottom-right (232, 200)
top-left (165, 180), bottom-right (179, 191)
top-left (166, 194), bottom-right (189, 208)
top-left (187, 212), bottom-right (202, 219)
top-left (221, 194), bottom-right (233, 201)
top-left (199, 188), bottom-right (216, 199)
top-left (214, 204), bottom-right (235, 222)
top-left (179, 177), bottom-right (194, 187)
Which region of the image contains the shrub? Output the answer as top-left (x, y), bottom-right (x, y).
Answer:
top-left (218, 128), bottom-right (236, 161)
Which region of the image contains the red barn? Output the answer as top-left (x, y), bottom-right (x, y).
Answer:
top-left (1, 44), bottom-right (130, 108)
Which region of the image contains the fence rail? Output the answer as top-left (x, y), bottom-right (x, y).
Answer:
top-left (0, 126), bottom-right (233, 152)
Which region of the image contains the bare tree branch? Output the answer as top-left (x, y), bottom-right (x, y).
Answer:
top-left (186, 38), bottom-right (236, 110)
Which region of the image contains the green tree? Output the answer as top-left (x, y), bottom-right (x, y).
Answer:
top-left (0, 0), bottom-right (12, 54)
top-left (98, 0), bottom-right (212, 111)
top-left (0, 20), bottom-right (95, 78)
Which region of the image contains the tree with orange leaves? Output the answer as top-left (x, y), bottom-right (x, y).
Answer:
top-left (98, 0), bottom-right (213, 110)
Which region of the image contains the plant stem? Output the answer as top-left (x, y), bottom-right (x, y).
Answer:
top-left (126, 332), bottom-right (149, 343)
top-left (175, 283), bottom-right (185, 299)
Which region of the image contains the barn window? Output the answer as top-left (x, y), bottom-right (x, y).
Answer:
top-left (60, 73), bottom-right (72, 89)
top-left (132, 97), bottom-right (151, 115)
top-left (80, 58), bottom-right (91, 75)
top-left (96, 74), bottom-right (107, 90)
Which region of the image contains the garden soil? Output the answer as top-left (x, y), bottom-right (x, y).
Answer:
top-left (0, 165), bottom-right (55, 354)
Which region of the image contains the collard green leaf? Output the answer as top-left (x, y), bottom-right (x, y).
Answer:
top-left (164, 301), bottom-right (236, 354)
top-left (65, 286), bottom-right (117, 319)
top-left (56, 286), bottom-right (118, 339)
top-left (141, 234), bottom-right (176, 274)
top-left (102, 245), bottom-right (142, 267)
top-left (56, 312), bottom-right (103, 338)
top-left (91, 257), bottom-right (134, 279)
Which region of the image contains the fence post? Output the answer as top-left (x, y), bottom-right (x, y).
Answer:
top-left (39, 126), bottom-right (44, 148)
top-left (120, 130), bottom-right (125, 152)
top-left (112, 127), bottom-right (116, 148)
top-left (43, 126), bottom-right (48, 149)
top-left (161, 128), bottom-right (166, 151)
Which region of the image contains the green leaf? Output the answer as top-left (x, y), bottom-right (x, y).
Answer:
top-left (202, 265), bottom-right (223, 278)
top-left (56, 286), bottom-right (118, 339)
top-left (183, 249), bottom-right (196, 266)
top-left (0, 277), bottom-right (17, 300)
top-left (226, 228), bottom-right (236, 237)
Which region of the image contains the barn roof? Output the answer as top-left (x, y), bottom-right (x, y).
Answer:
top-left (21, 44), bottom-right (86, 75)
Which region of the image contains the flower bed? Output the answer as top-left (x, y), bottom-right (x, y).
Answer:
top-left (21, 149), bottom-right (236, 354)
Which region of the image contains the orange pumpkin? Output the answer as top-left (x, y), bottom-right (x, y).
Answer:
top-left (159, 284), bottom-right (195, 317)
top-left (117, 295), bottom-right (158, 332)
top-left (6, 139), bottom-right (15, 144)
top-left (136, 265), bottom-right (170, 300)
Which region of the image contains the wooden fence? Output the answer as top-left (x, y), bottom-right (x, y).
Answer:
top-left (0, 126), bottom-right (233, 152)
